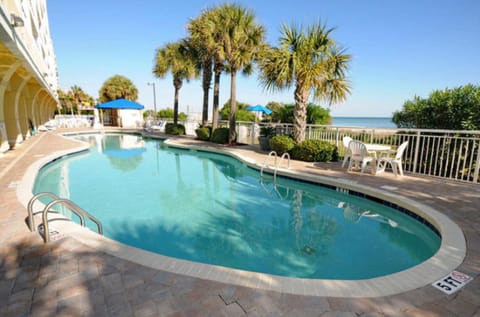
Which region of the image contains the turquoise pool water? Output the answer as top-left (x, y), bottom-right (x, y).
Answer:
top-left (34, 133), bottom-right (440, 279)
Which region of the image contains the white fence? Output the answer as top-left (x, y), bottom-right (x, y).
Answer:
top-left (231, 121), bottom-right (480, 184)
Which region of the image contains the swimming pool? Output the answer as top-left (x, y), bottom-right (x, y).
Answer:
top-left (33, 133), bottom-right (441, 280)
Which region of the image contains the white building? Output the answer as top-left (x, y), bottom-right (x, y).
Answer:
top-left (0, 0), bottom-right (58, 153)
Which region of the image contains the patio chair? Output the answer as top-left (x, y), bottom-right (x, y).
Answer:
top-left (145, 120), bottom-right (165, 132)
top-left (377, 141), bottom-right (409, 176)
top-left (151, 120), bottom-right (165, 131)
top-left (347, 140), bottom-right (377, 174)
top-left (341, 136), bottom-right (353, 168)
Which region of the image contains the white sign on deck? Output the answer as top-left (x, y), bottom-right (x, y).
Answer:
top-left (432, 271), bottom-right (472, 294)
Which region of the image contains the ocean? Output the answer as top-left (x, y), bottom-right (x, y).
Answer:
top-left (332, 117), bottom-right (395, 128)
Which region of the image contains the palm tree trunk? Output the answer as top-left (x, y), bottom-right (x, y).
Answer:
top-left (201, 59), bottom-right (212, 125)
top-left (293, 84), bottom-right (309, 143)
top-left (212, 64), bottom-right (222, 130)
top-left (229, 70), bottom-right (237, 144)
top-left (173, 80), bottom-right (182, 125)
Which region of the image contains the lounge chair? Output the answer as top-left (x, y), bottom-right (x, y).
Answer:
top-left (377, 141), bottom-right (409, 176)
top-left (145, 120), bottom-right (165, 132)
top-left (151, 120), bottom-right (165, 131)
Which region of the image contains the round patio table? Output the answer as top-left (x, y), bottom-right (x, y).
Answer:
top-left (364, 144), bottom-right (391, 152)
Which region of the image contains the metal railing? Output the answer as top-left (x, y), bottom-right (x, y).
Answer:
top-left (231, 121), bottom-right (480, 183)
top-left (28, 192), bottom-right (103, 242)
top-left (260, 151), bottom-right (278, 178)
top-left (27, 192), bottom-right (62, 231)
top-left (260, 151), bottom-right (291, 186)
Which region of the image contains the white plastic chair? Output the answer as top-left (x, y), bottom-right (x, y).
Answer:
top-left (341, 136), bottom-right (353, 168)
top-left (347, 140), bottom-right (377, 174)
top-left (151, 120), bottom-right (165, 131)
top-left (377, 141), bottom-right (409, 176)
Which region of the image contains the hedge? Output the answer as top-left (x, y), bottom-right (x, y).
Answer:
top-left (291, 139), bottom-right (338, 162)
top-left (269, 135), bottom-right (295, 154)
top-left (211, 128), bottom-right (230, 144)
top-left (195, 127), bottom-right (211, 141)
top-left (165, 123), bottom-right (185, 135)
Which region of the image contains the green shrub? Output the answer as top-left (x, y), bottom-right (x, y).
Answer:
top-left (165, 123), bottom-right (185, 135)
top-left (291, 140), bottom-right (338, 162)
top-left (195, 126), bottom-right (211, 141)
top-left (211, 128), bottom-right (230, 144)
top-left (270, 135), bottom-right (295, 154)
top-left (392, 84), bottom-right (480, 129)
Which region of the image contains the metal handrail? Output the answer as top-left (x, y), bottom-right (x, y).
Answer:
top-left (28, 193), bottom-right (104, 243)
top-left (41, 198), bottom-right (103, 243)
top-left (277, 153), bottom-right (291, 169)
top-left (260, 151), bottom-right (278, 177)
top-left (27, 192), bottom-right (61, 231)
top-left (260, 151), bottom-right (291, 186)
top-left (274, 153), bottom-right (291, 185)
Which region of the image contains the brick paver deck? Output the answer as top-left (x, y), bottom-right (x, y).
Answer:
top-left (1, 129), bottom-right (479, 317)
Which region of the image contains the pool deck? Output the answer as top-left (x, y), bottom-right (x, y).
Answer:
top-left (1, 128), bottom-right (479, 317)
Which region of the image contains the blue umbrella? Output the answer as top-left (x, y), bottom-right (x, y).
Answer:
top-left (246, 104), bottom-right (272, 115)
top-left (95, 99), bottom-right (144, 110)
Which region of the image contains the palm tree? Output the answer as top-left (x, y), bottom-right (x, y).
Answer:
top-left (57, 89), bottom-right (74, 115)
top-left (187, 7), bottom-right (227, 130)
top-left (216, 4), bottom-right (265, 144)
top-left (154, 41), bottom-right (198, 124)
top-left (259, 23), bottom-right (351, 143)
top-left (70, 85), bottom-right (84, 115)
top-left (187, 14), bottom-right (214, 126)
top-left (98, 75), bottom-right (138, 103)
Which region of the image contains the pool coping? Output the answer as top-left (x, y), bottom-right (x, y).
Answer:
top-left (17, 132), bottom-right (467, 298)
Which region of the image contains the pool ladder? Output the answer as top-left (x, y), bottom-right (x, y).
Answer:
top-left (27, 192), bottom-right (103, 243)
top-left (260, 151), bottom-right (290, 185)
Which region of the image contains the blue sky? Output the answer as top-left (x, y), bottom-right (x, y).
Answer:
top-left (47, 0), bottom-right (480, 117)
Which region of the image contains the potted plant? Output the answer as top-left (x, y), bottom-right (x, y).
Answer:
top-left (258, 126), bottom-right (275, 151)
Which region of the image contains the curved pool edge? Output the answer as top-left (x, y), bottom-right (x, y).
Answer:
top-left (17, 132), bottom-right (467, 298)
top-left (17, 138), bottom-right (90, 208)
